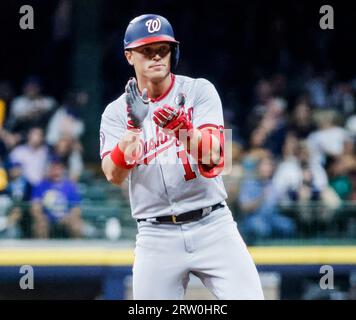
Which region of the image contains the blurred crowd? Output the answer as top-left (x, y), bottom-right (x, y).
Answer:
top-left (223, 69), bottom-right (356, 243)
top-left (0, 76), bottom-right (87, 239)
top-left (2, 68), bottom-right (356, 242)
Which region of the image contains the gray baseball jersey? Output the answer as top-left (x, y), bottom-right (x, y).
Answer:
top-left (100, 74), bottom-right (227, 219)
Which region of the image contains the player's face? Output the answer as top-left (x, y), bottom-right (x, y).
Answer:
top-left (125, 42), bottom-right (171, 81)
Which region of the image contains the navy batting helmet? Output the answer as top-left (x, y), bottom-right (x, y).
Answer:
top-left (124, 14), bottom-right (180, 68)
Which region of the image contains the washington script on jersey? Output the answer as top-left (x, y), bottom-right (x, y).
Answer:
top-left (138, 112), bottom-right (193, 166)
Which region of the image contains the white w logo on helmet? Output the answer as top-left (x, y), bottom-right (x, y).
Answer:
top-left (145, 18), bottom-right (161, 33)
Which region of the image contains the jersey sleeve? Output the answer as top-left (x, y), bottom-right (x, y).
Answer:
top-left (192, 79), bottom-right (224, 130)
top-left (99, 100), bottom-right (127, 159)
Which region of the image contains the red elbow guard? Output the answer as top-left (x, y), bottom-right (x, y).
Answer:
top-left (197, 127), bottom-right (225, 178)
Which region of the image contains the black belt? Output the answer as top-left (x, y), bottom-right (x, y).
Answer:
top-left (137, 203), bottom-right (225, 225)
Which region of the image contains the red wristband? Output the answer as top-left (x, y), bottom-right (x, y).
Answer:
top-left (110, 144), bottom-right (137, 169)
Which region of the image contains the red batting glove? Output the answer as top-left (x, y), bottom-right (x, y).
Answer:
top-left (153, 105), bottom-right (193, 139)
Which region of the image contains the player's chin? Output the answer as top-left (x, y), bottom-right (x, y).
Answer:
top-left (146, 68), bottom-right (170, 81)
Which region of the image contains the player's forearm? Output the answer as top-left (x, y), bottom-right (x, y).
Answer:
top-left (102, 129), bottom-right (141, 186)
top-left (102, 155), bottom-right (131, 186)
top-left (181, 128), bottom-right (221, 168)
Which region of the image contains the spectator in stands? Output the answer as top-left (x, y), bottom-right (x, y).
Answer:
top-left (46, 90), bottom-right (86, 146)
top-left (305, 72), bottom-right (328, 109)
top-left (7, 76), bottom-right (56, 136)
top-left (0, 206), bottom-right (22, 239)
top-left (330, 82), bottom-right (355, 116)
top-left (238, 155), bottom-right (296, 242)
top-left (0, 81), bottom-right (21, 159)
top-left (350, 172), bottom-right (356, 202)
top-left (257, 97), bottom-right (288, 157)
top-left (8, 127), bottom-right (49, 188)
top-left (345, 114), bottom-right (356, 138)
top-left (0, 160), bottom-right (8, 194)
top-left (246, 79), bottom-right (273, 134)
top-left (270, 73), bottom-right (287, 98)
top-left (273, 141), bottom-right (328, 203)
top-left (0, 80), bottom-right (15, 126)
top-left (5, 161), bottom-right (32, 203)
top-left (4, 161), bottom-right (33, 238)
top-left (307, 109), bottom-right (352, 165)
top-left (223, 140), bottom-right (244, 214)
top-left (0, 160), bottom-right (21, 239)
top-left (289, 101), bottom-right (316, 139)
top-left (0, 160), bottom-right (11, 216)
top-left (280, 132), bottom-right (299, 160)
top-left (49, 136), bottom-right (84, 182)
top-left (0, 128), bottom-right (22, 160)
top-left (273, 141), bottom-right (341, 230)
top-left (243, 127), bottom-right (271, 166)
top-left (325, 156), bottom-right (353, 201)
top-left (337, 139), bottom-right (356, 201)
top-left (247, 96), bottom-right (288, 158)
top-left (251, 79), bottom-right (273, 116)
top-left (30, 157), bottom-right (83, 238)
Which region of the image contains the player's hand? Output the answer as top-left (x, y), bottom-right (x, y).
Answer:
top-left (153, 93), bottom-right (193, 138)
top-left (125, 78), bottom-right (150, 129)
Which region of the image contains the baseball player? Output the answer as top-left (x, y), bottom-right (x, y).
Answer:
top-left (100, 14), bottom-right (264, 300)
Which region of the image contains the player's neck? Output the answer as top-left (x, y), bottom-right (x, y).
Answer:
top-left (137, 73), bottom-right (172, 100)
